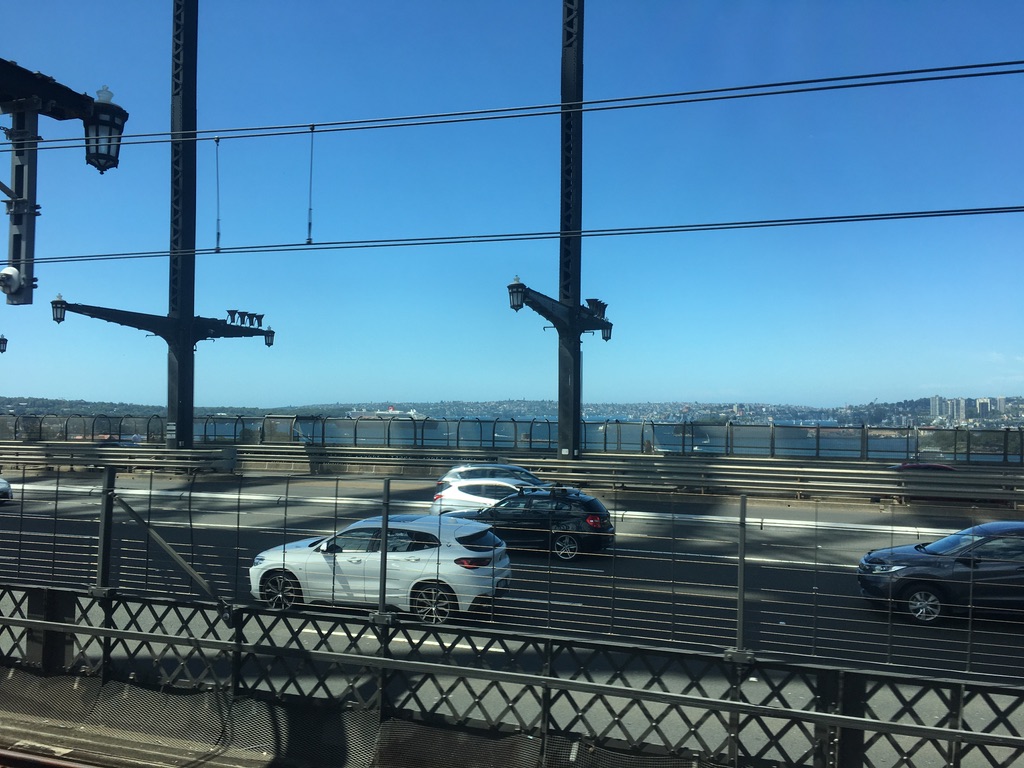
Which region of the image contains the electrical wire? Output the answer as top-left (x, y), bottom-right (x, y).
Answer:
top-left (2, 59), bottom-right (1022, 268)
top-left (26, 205), bottom-right (1024, 267)
top-left (2, 60), bottom-right (1023, 153)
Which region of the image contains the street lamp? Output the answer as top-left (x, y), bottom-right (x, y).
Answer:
top-left (82, 86), bottom-right (129, 174)
top-left (51, 294), bottom-right (67, 323)
top-left (506, 276), bottom-right (613, 458)
top-left (0, 334), bottom-right (7, 353)
top-left (508, 276), bottom-right (527, 312)
top-left (506, 277), bottom-right (612, 341)
top-left (1, 58), bottom-right (130, 305)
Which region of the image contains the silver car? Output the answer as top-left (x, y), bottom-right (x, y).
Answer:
top-left (436, 463), bottom-right (550, 488)
top-left (0, 477), bottom-right (11, 503)
top-left (249, 514), bottom-right (512, 624)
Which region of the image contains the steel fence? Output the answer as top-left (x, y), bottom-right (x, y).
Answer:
top-left (1, 413), bottom-right (1023, 464)
top-left (3, 467), bottom-right (1024, 765)
top-left (2, 585), bottom-right (1024, 768)
top-left (1, 467), bottom-right (1023, 680)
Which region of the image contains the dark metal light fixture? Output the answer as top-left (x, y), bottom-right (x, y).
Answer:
top-left (0, 60), bottom-right (131, 305)
top-left (51, 294), bottom-right (67, 323)
top-left (263, 327), bottom-right (275, 347)
top-left (508, 276), bottom-right (526, 312)
top-left (83, 86), bottom-right (129, 174)
top-left (0, 334), bottom-right (7, 353)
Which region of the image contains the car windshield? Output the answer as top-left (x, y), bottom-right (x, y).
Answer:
top-left (921, 531), bottom-right (983, 555)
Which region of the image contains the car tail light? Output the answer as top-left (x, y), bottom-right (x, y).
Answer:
top-left (584, 514), bottom-right (604, 529)
top-left (433, 493), bottom-right (443, 501)
top-left (455, 557), bottom-right (492, 569)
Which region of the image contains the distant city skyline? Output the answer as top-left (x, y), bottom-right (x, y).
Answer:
top-left (3, 392), bottom-right (1022, 429)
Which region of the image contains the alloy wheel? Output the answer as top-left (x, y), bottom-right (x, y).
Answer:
top-left (413, 584), bottom-right (455, 624)
top-left (261, 571), bottom-right (301, 609)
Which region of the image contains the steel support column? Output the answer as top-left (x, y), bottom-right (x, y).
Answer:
top-left (168, 0), bottom-right (199, 448)
top-left (558, 0), bottom-right (585, 458)
top-left (4, 110), bottom-right (39, 306)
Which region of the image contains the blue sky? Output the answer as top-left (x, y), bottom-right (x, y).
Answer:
top-left (1, 1), bottom-right (1022, 409)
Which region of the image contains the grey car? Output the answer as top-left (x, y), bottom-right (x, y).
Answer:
top-left (858, 521), bottom-right (1024, 623)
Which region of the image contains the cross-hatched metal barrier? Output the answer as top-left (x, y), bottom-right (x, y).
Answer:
top-left (2, 584), bottom-right (1023, 768)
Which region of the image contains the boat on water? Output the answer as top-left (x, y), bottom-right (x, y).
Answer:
top-left (346, 407), bottom-right (428, 420)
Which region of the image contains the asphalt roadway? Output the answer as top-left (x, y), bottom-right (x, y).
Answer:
top-left (1, 468), bottom-right (1022, 683)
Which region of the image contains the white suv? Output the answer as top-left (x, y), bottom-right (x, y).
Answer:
top-left (431, 478), bottom-right (526, 514)
top-left (249, 514), bottom-right (511, 624)
top-left (436, 463), bottom-right (549, 488)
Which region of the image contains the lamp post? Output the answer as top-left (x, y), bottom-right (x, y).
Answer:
top-left (0, 58), bottom-right (128, 305)
top-left (51, 295), bottom-right (275, 349)
top-left (51, 295), bottom-right (275, 444)
top-left (507, 276), bottom-right (612, 458)
top-left (0, 334), bottom-right (7, 353)
top-left (506, 0), bottom-right (610, 460)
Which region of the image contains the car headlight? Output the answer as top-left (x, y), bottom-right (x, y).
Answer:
top-left (253, 555), bottom-right (265, 567)
top-left (864, 563), bottom-right (906, 574)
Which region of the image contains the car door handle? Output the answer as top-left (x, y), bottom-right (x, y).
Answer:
top-left (346, 557), bottom-right (363, 563)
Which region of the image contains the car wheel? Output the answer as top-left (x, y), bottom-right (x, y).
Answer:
top-left (901, 584), bottom-right (945, 624)
top-left (552, 532), bottom-right (581, 561)
top-left (412, 583), bottom-right (457, 624)
top-left (260, 570), bottom-right (303, 609)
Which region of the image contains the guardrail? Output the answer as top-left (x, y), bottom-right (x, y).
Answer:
top-left (233, 444), bottom-right (1024, 506)
top-left (4, 413), bottom-right (1024, 464)
top-left (0, 441), bottom-right (237, 474)
top-left (1, 441), bottom-right (1022, 506)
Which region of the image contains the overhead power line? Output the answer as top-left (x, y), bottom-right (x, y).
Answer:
top-left (29, 205), bottom-right (1024, 267)
top-left (3, 59), bottom-right (1023, 153)
top-left (4, 59), bottom-right (1022, 268)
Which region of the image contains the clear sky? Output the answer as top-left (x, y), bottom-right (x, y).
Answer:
top-left (1, 1), bottom-right (1022, 409)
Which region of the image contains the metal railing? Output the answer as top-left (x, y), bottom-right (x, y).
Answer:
top-left (2, 584), bottom-right (1023, 768)
top-left (3, 466), bottom-right (1024, 766)
top-left (1, 413), bottom-right (1023, 464)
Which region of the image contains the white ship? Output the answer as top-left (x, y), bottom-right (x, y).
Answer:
top-left (346, 406), bottom-right (427, 420)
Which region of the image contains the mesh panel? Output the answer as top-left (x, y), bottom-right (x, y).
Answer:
top-left (566, 741), bottom-right (729, 768)
top-left (0, 670), bottom-right (381, 768)
top-left (0, 666), bottom-right (100, 722)
top-left (371, 719), bottom-right (542, 768)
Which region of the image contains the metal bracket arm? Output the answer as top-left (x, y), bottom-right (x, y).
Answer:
top-left (522, 286), bottom-right (613, 338)
top-left (57, 301), bottom-right (272, 346)
top-left (59, 301), bottom-right (177, 342)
